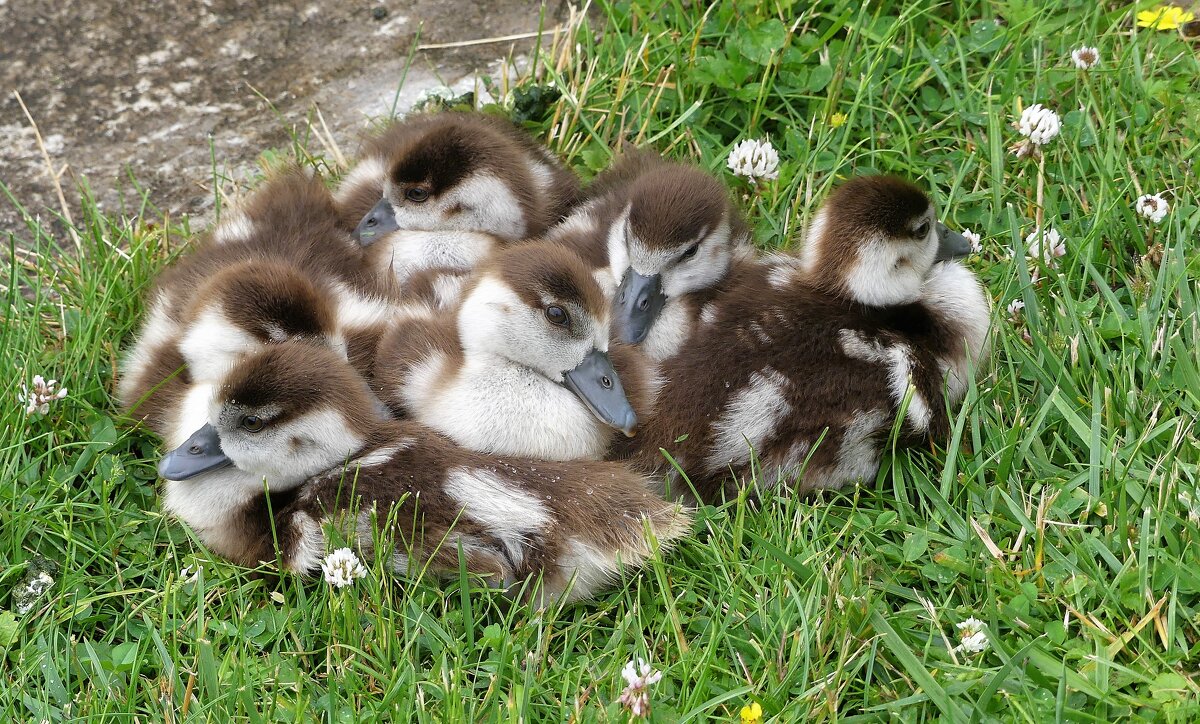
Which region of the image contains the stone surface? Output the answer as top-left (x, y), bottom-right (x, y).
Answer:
top-left (0, 0), bottom-right (567, 243)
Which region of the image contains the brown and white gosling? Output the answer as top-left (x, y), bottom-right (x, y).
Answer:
top-left (119, 170), bottom-right (400, 445)
top-left (374, 241), bottom-right (647, 461)
top-left (549, 147), bottom-right (752, 360)
top-left (617, 175), bottom-right (990, 503)
top-left (334, 112), bottom-right (581, 288)
top-left (158, 342), bottom-right (691, 606)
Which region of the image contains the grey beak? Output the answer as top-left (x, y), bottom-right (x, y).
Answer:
top-left (158, 423), bottom-right (233, 481)
top-left (561, 349), bottom-right (638, 437)
top-left (614, 269), bottom-right (666, 345)
top-left (353, 198), bottom-right (400, 246)
top-left (935, 222), bottom-right (974, 261)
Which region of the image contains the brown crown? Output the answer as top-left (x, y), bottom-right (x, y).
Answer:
top-left (482, 242), bottom-right (609, 319)
top-left (627, 166), bottom-right (728, 250)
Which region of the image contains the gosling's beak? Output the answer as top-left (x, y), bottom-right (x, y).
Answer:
top-left (353, 198), bottom-right (400, 246)
top-left (158, 423), bottom-right (233, 481)
top-left (935, 222), bottom-right (973, 261)
top-left (614, 269), bottom-right (666, 345)
top-left (561, 349), bottom-right (638, 437)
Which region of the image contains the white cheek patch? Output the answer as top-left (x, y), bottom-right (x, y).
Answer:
top-left (440, 173), bottom-right (527, 240)
top-left (457, 276), bottom-right (522, 354)
top-left (443, 467), bottom-right (552, 569)
top-left (239, 408), bottom-right (365, 489)
top-left (659, 220), bottom-right (733, 299)
top-left (211, 211), bottom-right (255, 245)
top-left (838, 330), bottom-right (931, 433)
top-left (334, 156), bottom-right (388, 208)
top-left (178, 306), bottom-right (258, 383)
top-left (842, 237), bottom-right (926, 306)
top-left (704, 367), bottom-right (793, 473)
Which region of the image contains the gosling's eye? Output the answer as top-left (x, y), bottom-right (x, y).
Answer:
top-left (405, 187), bottom-right (430, 203)
top-left (544, 305), bottom-right (570, 327)
top-left (680, 243), bottom-right (700, 261)
top-left (913, 220), bottom-right (931, 238)
top-left (240, 415), bottom-right (265, 433)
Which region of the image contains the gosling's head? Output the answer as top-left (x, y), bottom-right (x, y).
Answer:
top-left (158, 343), bottom-right (380, 488)
top-left (457, 242), bottom-right (638, 436)
top-left (178, 261), bottom-right (346, 382)
top-left (799, 175), bottom-right (972, 306)
top-left (353, 114), bottom-right (550, 245)
top-left (608, 165), bottom-right (742, 344)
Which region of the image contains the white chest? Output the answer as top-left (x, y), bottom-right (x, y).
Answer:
top-left (381, 230), bottom-right (495, 286)
top-left (417, 359), bottom-right (612, 461)
top-left (640, 298), bottom-right (693, 362)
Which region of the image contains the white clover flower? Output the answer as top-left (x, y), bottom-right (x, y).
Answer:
top-left (963, 229), bottom-right (982, 254)
top-left (321, 548), bottom-right (366, 588)
top-left (617, 658), bottom-right (663, 718)
top-left (1135, 193), bottom-right (1169, 224)
top-left (15, 572), bottom-right (55, 615)
top-left (727, 138), bottom-right (780, 183)
top-left (18, 375), bottom-right (68, 416)
top-left (1016, 104), bottom-right (1061, 146)
top-left (954, 617), bottom-right (989, 654)
top-left (1071, 46), bottom-right (1100, 70)
top-left (1025, 227), bottom-right (1066, 264)
top-left (1006, 299), bottom-right (1025, 321)
top-left (180, 565), bottom-right (201, 585)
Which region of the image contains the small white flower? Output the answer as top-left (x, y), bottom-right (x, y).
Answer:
top-left (954, 617), bottom-right (989, 654)
top-left (1071, 46), bottom-right (1100, 70)
top-left (18, 374), bottom-right (68, 416)
top-left (1134, 193), bottom-right (1169, 224)
top-left (1007, 299), bottom-right (1025, 321)
top-left (15, 572), bottom-right (55, 614)
top-left (617, 658), bottom-right (663, 718)
top-left (1016, 104), bottom-right (1061, 146)
top-left (727, 138), bottom-right (780, 183)
top-left (1025, 227), bottom-right (1066, 264)
top-left (963, 229), bottom-right (982, 254)
top-left (180, 565), bottom-right (201, 585)
top-left (321, 548), bottom-right (367, 588)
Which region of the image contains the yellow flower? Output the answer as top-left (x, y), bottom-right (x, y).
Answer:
top-left (830, 112), bottom-right (848, 128)
top-left (740, 701), bottom-right (763, 724)
top-left (1136, 5), bottom-right (1194, 30)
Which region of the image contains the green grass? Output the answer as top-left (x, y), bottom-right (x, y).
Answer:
top-left (3, 0), bottom-right (1200, 719)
